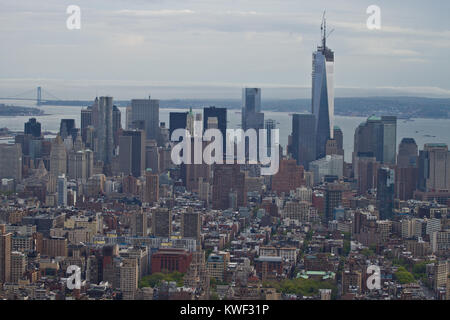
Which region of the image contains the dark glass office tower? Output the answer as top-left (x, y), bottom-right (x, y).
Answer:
top-left (291, 114), bottom-right (316, 170)
top-left (119, 130), bottom-right (145, 178)
top-left (24, 118), bottom-right (41, 138)
top-left (242, 88), bottom-right (264, 131)
top-left (377, 167), bottom-right (395, 220)
top-left (169, 112), bottom-right (188, 140)
top-left (203, 106), bottom-right (227, 152)
top-left (59, 119), bottom-right (76, 140)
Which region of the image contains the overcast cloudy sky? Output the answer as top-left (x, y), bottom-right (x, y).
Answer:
top-left (0, 0), bottom-right (449, 99)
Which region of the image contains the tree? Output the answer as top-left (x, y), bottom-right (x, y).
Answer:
top-left (394, 267), bottom-right (415, 284)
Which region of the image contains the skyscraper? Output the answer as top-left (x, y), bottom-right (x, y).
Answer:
top-left (333, 126), bottom-right (344, 157)
top-left (10, 251), bottom-right (26, 283)
top-left (0, 226), bottom-right (12, 284)
top-left (131, 211), bottom-right (147, 237)
top-left (57, 174), bottom-right (67, 207)
top-left (81, 107), bottom-right (92, 131)
top-left (396, 138), bottom-right (419, 200)
top-left (242, 88), bottom-right (264, 131)
top-left (67, 149), bottom-right (87, 181)
top-left (0, 144), bottom-right (22, 182)
top-left (377, 167), bottom-right (395, 220)
top-left (50, 135), bottom-right (67, 177)
top-left (418, 143), bottom-right (450, 192)
top-left (353, 116), bottom-right (397, 166)
top-left (203, 106), bottom-right (227, 154)
top-left (264, 119), bottom-right (276, 157)
top-left (92, 97), bottom-right (114, 166)
top-left (119, 130), bottom-right (145, 178)
top-left (169, 112), bottom-right (188, 141)
top-left (112, 105), bottom-right (122, 148)
top-left (144, 169), bottom-right (159, 205)
top-left (381, 116), bottom-right (397, 165)
top-left (312, 16), bottom-right (334, 160)
top-left (397, 138), bottom-right (418, 168)
top-left (81, 107), bottom-right (93, 145)
top-left (181, 210), bottom-right (201, 240)
top-left (152, 208), bottom-right (172, 238)
top-left (24, 118), bottom-right (41, 138)
top-left (131, 98), bottom-right (160, 141)
top-left (324, 183), bottom-right (343, 223)
top-left (59, 119), bottom-right (76, 140)
top-left (212, 164), bottom-right (246, 210)
top-left (291, 114), bottom-right (316, 169)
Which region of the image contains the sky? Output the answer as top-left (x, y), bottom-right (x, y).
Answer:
top-left (0, 0), bottom-right (449, 100)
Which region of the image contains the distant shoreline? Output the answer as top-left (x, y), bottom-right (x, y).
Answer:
top-left (37, 96), bottom-right (450, 119)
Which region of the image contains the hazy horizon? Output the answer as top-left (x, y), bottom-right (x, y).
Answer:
top-left (1, 0), bottom-right (450, 100)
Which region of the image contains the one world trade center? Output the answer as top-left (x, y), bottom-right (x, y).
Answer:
top-left (311, 13), bottom-right (335, 160)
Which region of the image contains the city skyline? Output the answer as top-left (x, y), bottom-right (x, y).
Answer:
top-left (0, 1), bottom-right (449, 304)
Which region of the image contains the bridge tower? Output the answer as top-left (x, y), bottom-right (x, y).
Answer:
top-left (37, 86), bottom-right (42, 106)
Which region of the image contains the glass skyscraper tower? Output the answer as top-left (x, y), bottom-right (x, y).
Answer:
top-left (312, 16), bottom-right (334, 160)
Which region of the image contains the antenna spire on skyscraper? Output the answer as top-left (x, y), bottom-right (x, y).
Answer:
top-left (321, 10), bottom-right (326, 49)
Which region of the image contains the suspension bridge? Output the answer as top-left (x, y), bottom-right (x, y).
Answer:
top-left (0, 87), bottom-right (62, 106)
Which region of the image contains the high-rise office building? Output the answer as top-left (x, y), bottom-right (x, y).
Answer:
top-left (68, 149), bottom-right (87, 181)
top-left (112, 105), bottom-right (122, 148)
top-left (333, 126), bottom-right (344, 157)
top-left (181, 210), bottom-right (201, 240)
top-left (119, 130), bottom-right (145, 178)
top-left (264, 119), bottom-right (276, 157)
top-left (418, 143), bottom-right (450, 192)
top-left (353, 116), bottom-right (397, 166)
top-left (57, 174), bottom-right (67, 207)
top-left (92, 97), bottom-right (114, 166)
top-left (312, 17), bottom-right (334, 160)
top-left (242, 88), bottom-right (261, 115)
top-left (291, 114), bottom-right (317, 170)
top-left (59, 119), bottom-right (76, 140)
top-left (145, 141), bottom-right (160, 174)
top-left (324, 183), bottom-right (343, 223)
top-left (0, 226), bottom-right (12, 284)
top-left (152, 208), bottom-right (172, 238)
top-left (81, 107), bottom-right (92, 131)
top-left (120, 258), bottom-right (139, 300)
top-left (131, 98), bottom-right (160, 141)
top-left (144, 169), bottom-right (159, 205)
top-left (398, 138), bottom-right (418, 168)
top-left (24, 118), bottom-right (41, 138)
top-left (377, 167), bottom-right (395, 220)
top-left (381, 116), bottom-right (397, 165)
top-left (212, 164), bottom-right (246, 210)
top-left (10, 251), bottom-right (26, 283)
top-left (50, 135), bottom-right (67, 177)
top-left (242, 88), bottom-right (264, 132)
top-left (396, 138), bottom-right (419, 200)
top-left (0, 144), bottom-right (22, 182)
top-left (203, 106), bottom-right (227, 154)
top-left (355, 154), bottom-right (379, 195)
top-left (182, 139), bottom-right (211, 193)
top-left (131, 211), bottom-right (147, 237)
top-left (169, 112), bottom-right (188, 141)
